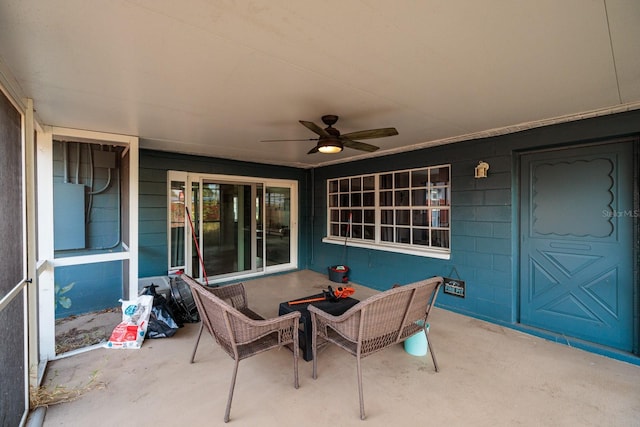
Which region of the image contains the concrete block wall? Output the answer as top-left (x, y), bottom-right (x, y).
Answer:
top-left (310, 109), bottom-right (640, 325)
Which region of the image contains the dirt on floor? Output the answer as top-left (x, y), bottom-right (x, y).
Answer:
top-left (55, 308), bottom-right (122, 354)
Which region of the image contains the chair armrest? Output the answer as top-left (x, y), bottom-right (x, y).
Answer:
top-left (228, 310), bottom-right (301, 345)
top-left (308, 304), bottom-right (362, 342)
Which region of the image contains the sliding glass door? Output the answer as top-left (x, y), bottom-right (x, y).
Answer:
top-left (265, 186), bottom-right (291, 266)
top-left (200, 181), bottom-right (254, 277)
top-left (168, 172), bottom-right (297, 283)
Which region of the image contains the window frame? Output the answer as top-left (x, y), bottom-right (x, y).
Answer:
top-left (323, 165), bottom-right (451, 259)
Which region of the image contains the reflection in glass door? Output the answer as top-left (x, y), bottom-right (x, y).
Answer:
top-left (200, 181), bottom-right (255, 278)
top-left (168, 172), bottom-right (296, 283)
top-left (169, 180), bottom-right (185, 270)
top-left (265, 187), bottom-right (291, 266)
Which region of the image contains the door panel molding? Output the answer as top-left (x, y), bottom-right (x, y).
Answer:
top-left (519, 139), bottom-right (636, 352)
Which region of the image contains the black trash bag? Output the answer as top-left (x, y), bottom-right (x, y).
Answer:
top-left (142, 284), bottom-right (181, 338)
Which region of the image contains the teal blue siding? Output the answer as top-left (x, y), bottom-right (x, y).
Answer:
top-left (54, 261), bottom-right (123, 318)
top-left (134, 110), bottom-right (638, 335)
top-left (138, 150), bottom-right (308, 278)
top-left (308, 109), bottom-right (640, 324)
top-left (138, 163), bottom-right (168, 277)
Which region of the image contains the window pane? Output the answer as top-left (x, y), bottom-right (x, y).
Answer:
top-left (412, 169), bottom-right (428, 187)
top-left (431, 209), bottom-right (449, 227)
top-left (340, 194), bottom-right (350, 207)
top-left (380, 191), bottom-right (393, 206)
top-left (351, 177), bottom-right (361, 191)
top-left (363, 192), bottom-right (375, 206)
top-left (381, 226), bottom-right (394, 242)
top-left (396, 227), bottom-right (410, 243)
top-left (363, 209), bottom-right (375, 223)
top-left (396, 210), bottom-right (410, 225)
top-left (329, 194), bottom-right (338, 207)
top-left (431, 229), bottom-right (449, 248)
top-left (395, 171), bottom-right (409, 188)
top-left (341, 210), bottom-right (351, 222)
top-left (430, 167), bottom-right (449, 186)
top-left (340, 178), bottom-right (350, 192)
top-left (431, 187), bottom-right (450, 206)
top-left (351, 210), bottom-right (363, 223)
top-left (380, 173), bottom-right (393, 189)
top-left (364, 225), bottom-right (375, 240)
top-left (440, 209), bottom-right (450, 227)
top-left (412, 228), bottom-right (429, 245)
top-left (412, 189), bottom-right (428, 206)
top-left (170, 181), bottom-right (185, 268)
top-left (329, 180), bottom-right (338, 193)
top-left (412, 209), bottom-right (429, 226)
top-left (351, 225), bottom-right (362, 239)
top-left (330, 209), bottom-right (339, 222)
top-left (351, 193), bottom-right (361, 207)
top-left (331, 223), bottom-right (340, 236)
top-left (381, 210), bottom-right (394, 225)
top-left (363, 175), bottom-right (375, 190)
top-left (395, 190), bottom-right (409, 206)
top-left (202, 183), bottom-right (220, 221)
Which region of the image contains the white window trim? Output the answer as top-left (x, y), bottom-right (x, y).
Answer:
top-left (322, 235), bottom-right (451, 259)
top-left (325, 165), bottom-right (451, 260)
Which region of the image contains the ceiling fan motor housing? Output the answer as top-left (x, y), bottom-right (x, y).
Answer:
top-left (321, 115), bottom-right (339, 126)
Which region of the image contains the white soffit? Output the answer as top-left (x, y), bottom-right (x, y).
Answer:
top-left (0, 0), bottom-right (638, 168)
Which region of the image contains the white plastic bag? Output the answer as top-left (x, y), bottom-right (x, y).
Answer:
top-left (105, 294), bottom-right (154, 349)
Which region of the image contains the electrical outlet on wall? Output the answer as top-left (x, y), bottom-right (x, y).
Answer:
top-left (443, 277), bottom-right (465, 298)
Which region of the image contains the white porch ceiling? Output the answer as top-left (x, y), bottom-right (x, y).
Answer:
top-left (0, 0), bottom-right (639, 168)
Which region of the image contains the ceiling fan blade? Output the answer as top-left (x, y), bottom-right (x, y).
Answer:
top-left (341, 138), bottom-right (380, 152)
top-left (307, 145), bottom-right (320, 154)
top-left (341, 127), bottom-right (398, 140)
top-left (300, 120), bottom-right (331, 137)
top-left (260, 138), bottom-right (319, 142)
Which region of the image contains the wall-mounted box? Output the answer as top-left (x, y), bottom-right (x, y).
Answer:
top-left (54, 183), bottom-right (86, 250)
top-left (92, 150), bottom-right (116, 169)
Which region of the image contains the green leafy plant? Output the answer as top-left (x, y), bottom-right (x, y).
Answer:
top-left (55, 282), bottom-right (75, 309)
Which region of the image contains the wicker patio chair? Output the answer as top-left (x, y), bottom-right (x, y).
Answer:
top-left (189, 280), bottom-right (264, 363)
top-left (309, 276), bottom-right (443, 420)
top-left (182, 274), bottom-right (301, 423)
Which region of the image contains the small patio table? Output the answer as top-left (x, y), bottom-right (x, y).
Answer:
top-left (278, 293), bottom-right (359, 361)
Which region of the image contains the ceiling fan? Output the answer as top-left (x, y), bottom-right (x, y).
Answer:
top-left (261, 115), bottom-right (398, 154)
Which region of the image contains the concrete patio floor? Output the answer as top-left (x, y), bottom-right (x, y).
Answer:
top-left (37, 270), bottom-right (640, 426)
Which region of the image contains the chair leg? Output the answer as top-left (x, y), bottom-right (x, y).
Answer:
top-left (426, 333), bottom-right (439, 372)
top-left (190, 322), bottom-right (204, 363)
top-left (357, 357), bottom-right (365, 420)
top-left (224, 359), bottom-right (240, 423)
top-left (293, 325), bottom-right (299, 389)
top-left (311, 318), bottom-right (318, 380)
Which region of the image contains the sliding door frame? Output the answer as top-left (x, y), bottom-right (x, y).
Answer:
top-left (168, 171), bottom-right (298, 284)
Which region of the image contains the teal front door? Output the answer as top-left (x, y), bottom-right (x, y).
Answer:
top-left (519, 140), bottom-right (635, 351)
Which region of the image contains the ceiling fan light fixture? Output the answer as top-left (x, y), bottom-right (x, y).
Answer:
top-left (317, 138), bottom-right (343, 154)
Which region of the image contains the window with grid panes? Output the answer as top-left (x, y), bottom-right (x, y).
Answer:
top-left (327, 165), bottom-right (450, 254)
top-left (328, 175), bottom-right (376, 241)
